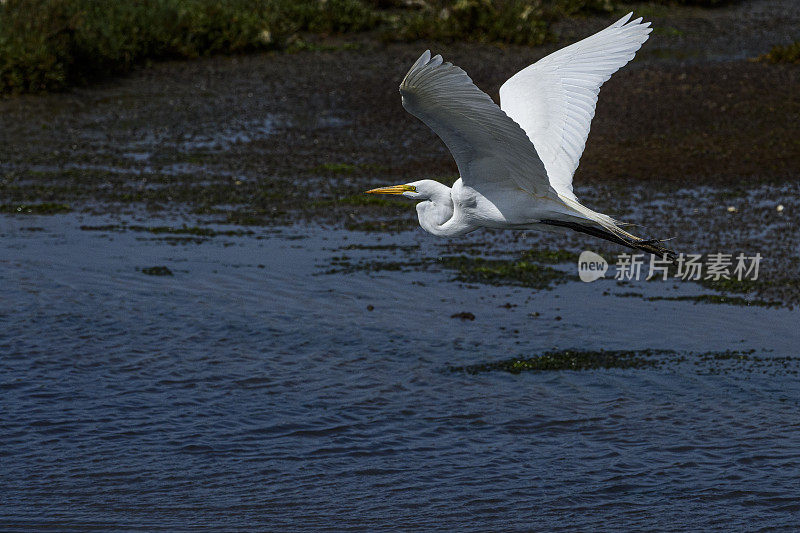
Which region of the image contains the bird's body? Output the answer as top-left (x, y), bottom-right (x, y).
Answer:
top-left (410, 179), bottom-right (565, 236)
top-left (367, 13), bottom-right (676, 259)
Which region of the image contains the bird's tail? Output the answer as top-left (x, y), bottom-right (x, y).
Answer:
top-left (549, 196), bottom-right (678, 261)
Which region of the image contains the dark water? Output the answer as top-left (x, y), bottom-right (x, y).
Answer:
top-left (2, 213), bottom-right (799, 531)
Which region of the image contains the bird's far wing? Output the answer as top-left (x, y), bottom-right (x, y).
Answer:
top-left (400, 50), bottom-right (553, 198)
top-left (499, 13), bottom-right (652, 201)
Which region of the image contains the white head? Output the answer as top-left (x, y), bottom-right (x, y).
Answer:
top-left (365, 179), bottom-right (458, 236)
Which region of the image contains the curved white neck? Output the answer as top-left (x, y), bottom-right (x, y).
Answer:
top-left (415, 184), bottom-right (472, 237)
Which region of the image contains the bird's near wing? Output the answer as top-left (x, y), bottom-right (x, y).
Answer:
top-left (400, 51), bottom-right (553, 198)
top-left (499, 13), bottom-right (652, 201)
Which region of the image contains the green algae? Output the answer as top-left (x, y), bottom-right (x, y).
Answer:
top-left (0, 202), bottom-right (71, 214)
top-left (520, 248), bottom-right (579, 264)
top-left (80, 224), bottom-right (253, 237)
top-left (450, 349), bottom-right (799, 375)
top-left (324, 253), bottom-right (569, 290)
top-left (337, 243), bottom-right (420, 253)
top-left (438, 255), bottom-right (569, 290)
top-left (324, 258), bottom-right (427, 275)
top-left (760, 41), bottom-right (800, 64)
top-left (696, 276), bottom-right (800, 308)
top-left (140, 236), bottom-right (209, 246)
top-left (450, 349), bottom-right (672, 374)
top-left (616, 291), bottom-right (783, 308)
top-left (1, 169), bottom-right (298, 223)
top-left (657, 294), bottom-right (781, 307)
top-left (140, 266), bottom-right (173, 276)
top-left (693, 351), bottom-right (800, 375)
top-left (638, 259), bottom-right (791, 306)
top-left (698, 276), bottom-right (761, 294)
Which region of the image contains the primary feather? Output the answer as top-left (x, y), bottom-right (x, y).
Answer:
top-left (499, 12), bottom-right (652, 201)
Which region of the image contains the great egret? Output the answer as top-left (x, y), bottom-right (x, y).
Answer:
top-left (367, 13), bottom-right (675, 259)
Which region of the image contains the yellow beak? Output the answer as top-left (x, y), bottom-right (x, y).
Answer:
top-left (365, 184), bottom-right (414, 195)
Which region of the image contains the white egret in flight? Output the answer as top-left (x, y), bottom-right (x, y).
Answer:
top-left (367, 13), bottom-right (675, 259)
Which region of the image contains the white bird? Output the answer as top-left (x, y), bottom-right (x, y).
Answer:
top-left (366, 12), bottom-right (675, 259)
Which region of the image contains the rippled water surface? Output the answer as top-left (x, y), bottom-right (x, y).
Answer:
top-left (2, 214), bottom-right (799, 531)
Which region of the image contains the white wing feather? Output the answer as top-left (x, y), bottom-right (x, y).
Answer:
top-left (499, 13), bottom-right (652, 201)
top-left (400, 51), bottom-right (554, 198)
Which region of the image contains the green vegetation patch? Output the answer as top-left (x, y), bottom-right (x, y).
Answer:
top-left (0, 202), bottom-right (71, 214)
top-left (0, 0), bottom-right (377, 94)
top-left (324, 252), bottom-right (569, 290)
top-left (694, 351), bottom-right (800, 375)
top-left (1, 169), bottom-right (303, 223)
top-left (520, 248), bottom-right (578, 264)
top-left (760, 41), bottom-right (800, 64)
top-left (450, 349), bottom-right (672, 374)
top-left (698, 276), bottom-right (760, 294)
top-left (337, 243), bottom-right (420, 252)
top-left (140, 265), bottom-right (173, 276)
top-left (438, 255), bottom-right (569, 289)
top-left (697, 275), bottom-right (800, 304)
top-left (324, 257), bottom-right (428, 274)
top-left (80, 224), bottom-right (253, 237)
top-left (641, 259), bottom-right (791, 305)
top-left (616, 291), bottom-right (782, 308)
top-left (450, 349), bottom-right (798, 375)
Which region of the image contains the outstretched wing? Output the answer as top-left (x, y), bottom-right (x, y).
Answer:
top-left (400, 51), bottom-right (553, 198)
top-left (499, 13), bottom-right (652, 201)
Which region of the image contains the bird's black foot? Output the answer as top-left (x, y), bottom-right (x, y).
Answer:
top-left (636, 238), bottom-right (662, 245)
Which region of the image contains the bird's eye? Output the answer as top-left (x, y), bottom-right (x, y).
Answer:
top-left (409, 186), bottom-right (417, 192)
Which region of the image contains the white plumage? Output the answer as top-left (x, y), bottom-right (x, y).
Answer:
top-left (499, 12), bottom-right (652, 201)
top-left (367, 13), bottom-right (674, 258)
